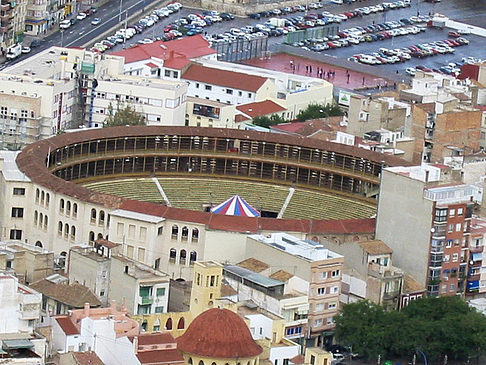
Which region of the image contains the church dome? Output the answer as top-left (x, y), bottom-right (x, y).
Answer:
top-left (177, 308), bottom-right (262, 359)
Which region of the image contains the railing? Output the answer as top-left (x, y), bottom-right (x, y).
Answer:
top-left (141, 297), bottom-right (153, 305)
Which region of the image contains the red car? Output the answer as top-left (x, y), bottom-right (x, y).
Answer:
top-left (448, 31), bottom-right (460, 37)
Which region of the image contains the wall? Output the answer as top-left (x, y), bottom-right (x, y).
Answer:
top-left (376, 170), bottom-right (433, 287)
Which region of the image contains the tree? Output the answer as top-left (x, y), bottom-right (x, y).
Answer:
top-left (335, 296), bottom-right (486, 362)
top-left (252, 114), bottom-right (286, 128)
top-left (295, 103), bottom-right (343, 122)
top-left (104, 101), bottom-right (146, 127)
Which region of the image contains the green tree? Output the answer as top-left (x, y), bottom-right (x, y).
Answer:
top-left (252, 114), bottom-right (286, 128)
top-left (295, 103), bottom-right (343, 122)
top-left (104, 101), bottom-right (146, 127)
top-left (335, 296), bottom-right (486, 362)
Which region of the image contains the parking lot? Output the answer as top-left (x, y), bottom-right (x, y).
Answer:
top-left (101, 0), bottom-right (486, 78)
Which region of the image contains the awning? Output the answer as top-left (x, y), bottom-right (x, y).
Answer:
top-left (472, 252), bottom-right (482, 261)
top-left (2, 339), bottom-right (34, 350)
top-left (467, 280), bottom-right (479, 290)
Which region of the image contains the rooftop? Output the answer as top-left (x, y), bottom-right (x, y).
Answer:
top-left (237, 258), bottom-right (269, 273)
top-left (236, 100), bottom-right (286, 119)
top-left (248, 232), bottom-right (343, 262)
top-left (71, 352), bottom-right (105, 365)
top-left (115, 255), bottom-right (170, 281)
top-left (182, 64), bottom-right (268, 92)
top-left (224, 265), bottom-right (283, 289)
top-left (0, 151), bottom-right (30, 182)
top-left (110, 209), bottom-right (165, 224)
top-left (358, 240), bottom-right (393, 256)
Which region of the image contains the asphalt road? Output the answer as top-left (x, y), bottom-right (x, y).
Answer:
top-left (5, 0), bottom-right (486, 77)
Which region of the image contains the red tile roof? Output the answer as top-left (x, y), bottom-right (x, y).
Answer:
top-left (110, 35), bottom-right (216, 64)
top-left (72, 351), bottom-right (104, 365)
top-left (145, 62), bottom-right (159, 69)
top-left (236, 100), bottom-right (286, 119)
top-left (182, 64), bottom-right (268, 92)
top-left (177, 308), bottom-right (262, 359)
top-left (55, 316), bottom-right (79, 335)
top-left (138, 332), bottom-right (176, 346)
top-left (137, 349), bottom-right (184, 365)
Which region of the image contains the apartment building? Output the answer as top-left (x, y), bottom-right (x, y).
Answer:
top-left (467, 217), bottom-right (486, 296)
top-left (0, 46), bottom-right (187, 150)
top-left (68, 242), bottom-right (170, 316)
top-left (0, 0), bottom-right (27, 50)
top-left (376, 164), bottom-right (481, 296)
top-left (245, 233), bottom-right (344, 347)
top-left (24, 0), bottom-right (77, 36)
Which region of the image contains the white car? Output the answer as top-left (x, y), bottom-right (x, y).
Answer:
top-left (91, 17), bottom-right (101, 25)
top-left (21, 46), bottom-right (31, 54)
top-left (59, 19), bottom-right (71, 29)
top-left (406, 67), bottom-right (416, 76)
top-left (76, 12), bottom-right (87, 20)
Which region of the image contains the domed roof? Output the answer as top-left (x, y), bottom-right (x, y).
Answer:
top-left (177, 308), bottom-right (262, 359)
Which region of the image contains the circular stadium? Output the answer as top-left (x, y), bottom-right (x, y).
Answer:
top-left (17, 126), bottom-right (410, 223)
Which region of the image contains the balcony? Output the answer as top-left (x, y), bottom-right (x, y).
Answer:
top-left (470, 246), bottom-right (483, 254)
top-left (368, 262), bottom-right (403, 279)
top-left (140, 297), bottom-right (153, 305)
top-left (383, 290), bottom-right (400, 301)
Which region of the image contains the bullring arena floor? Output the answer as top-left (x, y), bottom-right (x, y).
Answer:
top-left (83, 177), bottom-right (376, 220)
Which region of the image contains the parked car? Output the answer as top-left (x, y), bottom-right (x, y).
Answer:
top-left (91, 17), bottom-right (101, 25)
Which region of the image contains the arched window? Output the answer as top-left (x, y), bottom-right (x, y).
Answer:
top-left (34, 211), bottom-right (38, 226)
top-left (35, 241), bottom-right (43, 248)
top-left (60, 199), bottom-right (64, 213)
top-left (177, 317), bottom-right (185, 329)
top-left (35, 189), bottom-right (39, 203)
top-left (71, 226), bottom-right (76, 240)
top-left (41, 191), bottom-right (45, 205)
top-left (181, 226), bottom-right (189, 241)
top-left (165, 318), bottom-right (172, 330)
top-left (73, 203), bottom-right (78, 218)
top-left (180, 249), bottom-right (186, 265)
top-left (39, 213), bottom-right (43, 226)
top-left (91, 209), bottom-right (97, 223)
top-left (44, 215), bottom-right (48, 230)
top-left (198, 361), bottom-right (204, 365)
top-left (46, 193), bottom-right (50, 208)
top-left (99, 210), bottom-right (105, 225)
top-left (212, 362), bottom-right (217, 365)
top-left (141, 320), bottom-right (148, 332)
top-left (188, 359), bottom-right (193, 365)
top-left (58, 221), bottom-right (63, 236)
top-left (64, 223), bottom-right (69, 239)
top-left (169, 248), bottom-right (176, 263)
top-left (171, 225), bottom-right (178, 240)
top-left (190, 251), bottom-right (197, 265)
top-left (89, 231), bottom-right (95, 244)
top-left (192, 228), bottom-right (199, 243)
top-left (66, 201), bottom-right (71, 216)
top-left (97, 233), bottom-right (103, 239)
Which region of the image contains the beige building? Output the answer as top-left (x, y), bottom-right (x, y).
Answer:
top-left (0, 0), bottom-right (27, 50)
top-left (68, 241), bottom-right (170, 316)
top-left (245, 233), bottom-right (343, 347)
top-left (186, 96), bottom-right (237, 128)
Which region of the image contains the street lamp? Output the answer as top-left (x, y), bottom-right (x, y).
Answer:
top-left (119, 0), bottom-right (123, 22)
top-left (60, 29), bottom-right (64, 47)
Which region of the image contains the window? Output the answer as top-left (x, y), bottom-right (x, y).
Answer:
top-left (446, 240), bottom-right (453, 248)
top-left (226, 89), bottom-right (233, 94)
top-left (450, 284), bottom-right (455, 292)
top-left (60, 199), bottom-right (65, 213)
top-left (330, 286), bottom-right (339, 294)
top-left (139, 286), bottom-right (152, 298)
top-left (11, 207), bottom-right (24, 218)
top-left (169, 248), bottom-right (176, 263)
top-left (100, 290), bottom-right (105, 296)
top-left (443, 254), bottom-right (450, 262)
top-left (331, 270), bottom-right (340, 278)
top-left (317, 287), bottom-right (326, 295)
top-left (138, 247), bottom-right (145, 262)
top-left (456, 223), bottom-right (462, 232)
top-left (192, 228), bottom-right (199, 243)
top-left (117, 222), bottom-right (124, 237)
top-left (156, 287), bottom-right (166, 297)
top-left (155, 306), bottom-right (164, 313)
top-left (435, 209), bottom-right (447, 222)
top-left (91, 208), bottom-right (96, 223)
top-left (449, 209), bottom-right (455, 217)
top-left (9, 229), bottom-right (22, 240)
top-left (327, 317), bottom-right (334, 325)
top-left (457, 208), bottom-right (463, 216)
top-left (196, 83), bottom-right (200, 88)
top-left (205, 85), bottom-right (212, 91)
top-left (248, 93), bottom-right (252, 98)
top-left (13, 188), bottom-right (25, 196)
top-left (181, 226), bottom-right (189, 241)
top-left (452, 253), bottom-right (458, 262)
top-left (171, 225), bottom-right (178, 240)
top-left (315, 303), bottom-right (324, 311)
top-left (328, 302), bottom-right (337, 309)
top-left (321, 271), bottom-right (327, 279)
top-left (448, 224), bottom-right (454, 232)
top-left (165, 70), bottom-right (171, 77)
top-left (157, 226), bottom-right (163, 236)
top-left (314, 319), bottom-right (322, 327)
top-left (190, 251), bottom-right (197, 265)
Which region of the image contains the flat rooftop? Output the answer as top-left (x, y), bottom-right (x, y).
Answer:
top-left (115, 255), bottom-right (169, 281)
top-left (0, 151), bottom-right (31, 182)
top-left (248, 232), bottom-right (343, 262)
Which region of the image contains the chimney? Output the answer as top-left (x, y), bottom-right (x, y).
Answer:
top-left (84, 303), bottom-right (90, 316)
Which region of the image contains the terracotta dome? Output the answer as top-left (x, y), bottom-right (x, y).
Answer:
top-left (177, 308), bottom-right (262, 359)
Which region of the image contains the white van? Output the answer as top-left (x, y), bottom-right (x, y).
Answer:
top-left (60, 19), bottom-right (71, 29)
